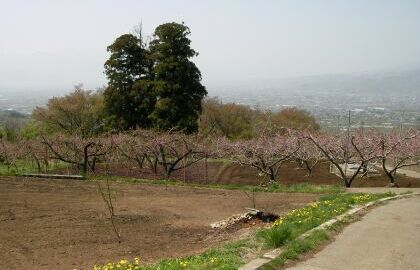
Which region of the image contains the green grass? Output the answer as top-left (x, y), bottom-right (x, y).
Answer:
top-left (0, 160), bottom-right (68, 176)
top-left (258, 192), bottom-right (393, 248)
top-left (93, 239), bottom-right (256, 270)
top-left (258, 201), bottom-right (369, 270)
top-left (259, 229), bottom-right (330, 270)
top-left (93, 192), bottom-right (395, 270)
top-left (258, 223), bottom-right (296, 248)
top-left (94, 175), bottom-right (343, 194)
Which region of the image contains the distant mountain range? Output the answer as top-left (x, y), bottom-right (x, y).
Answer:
top-left (209, 68), bottom-right (420, 98)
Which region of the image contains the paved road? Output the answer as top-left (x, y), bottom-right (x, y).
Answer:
top-left (286, 196), bottom-right (420, 270)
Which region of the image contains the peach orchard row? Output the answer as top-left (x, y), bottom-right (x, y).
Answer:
top-left (0, 129), bottom-right (419, 187)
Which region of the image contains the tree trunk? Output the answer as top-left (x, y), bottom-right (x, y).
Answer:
top-left (382, 158), bottom-right (398, 187)
top-left (268, 168), bottom-right (276, 183)
top-left (91, 157), bottom-right (97, 172)
top-left (164, 167), bottom-right (172, 179)
top-left (82, 150), bottom-right (89, 175)
top-left (303, 160), bottom-right (313, 177)
top-left (386, 170), bottom-right (399, 187)
top-left (33, 156), bottom-right (41, 173)
top-left (361, 163), bottom-right (368, 177)
top-left (205, 157), bottom-right (208, 183)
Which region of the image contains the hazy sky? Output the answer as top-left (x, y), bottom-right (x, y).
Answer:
top-left (1, 0), bottom-right (420, 92)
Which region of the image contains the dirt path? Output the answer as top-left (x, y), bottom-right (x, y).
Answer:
top-left (0, 177), bottom-right (317, 270)
top-left (286, 195), bottom-right (420, 270)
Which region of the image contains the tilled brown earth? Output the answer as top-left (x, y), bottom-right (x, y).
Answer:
top-left (0, 177), bottom-right (318, 270)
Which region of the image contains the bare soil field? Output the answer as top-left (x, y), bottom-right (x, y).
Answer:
top-left (0, 176), bottom-right (318, 270)
top-left (63, 161), bottom-right (420, 187)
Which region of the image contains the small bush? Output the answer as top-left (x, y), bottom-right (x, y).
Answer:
top-left (258, 223), bottom-right (295, 248)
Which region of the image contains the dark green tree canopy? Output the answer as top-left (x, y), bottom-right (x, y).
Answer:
top-left (150, 23), bottom-right (197, 60)
top-left (103, 33), bottom-right (154, 130)
top-left (148, 23), bottom-right (207, 133)
top-left (103, 22), bottom-right (206, 133)
top-left (104, 34), bottom-right (149, 86)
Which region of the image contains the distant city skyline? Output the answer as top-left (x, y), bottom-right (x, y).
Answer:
top-left (1, 0), bottom-right (420, 91)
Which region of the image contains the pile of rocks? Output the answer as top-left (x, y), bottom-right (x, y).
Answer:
top-left (210, 212), bottom-right (256, 229)
top-left (210, 208), bottom-right (278, 229)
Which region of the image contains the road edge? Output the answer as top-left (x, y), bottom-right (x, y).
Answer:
top-left (239, 192), bottom-right (420, 270)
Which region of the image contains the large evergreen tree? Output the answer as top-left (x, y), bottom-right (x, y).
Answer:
top-left (103, 22), bottom-right (206, 132)
top-left (103, 33), bottom-right (154, 130)
top-left (148, 22), bottom-right (207, 133)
